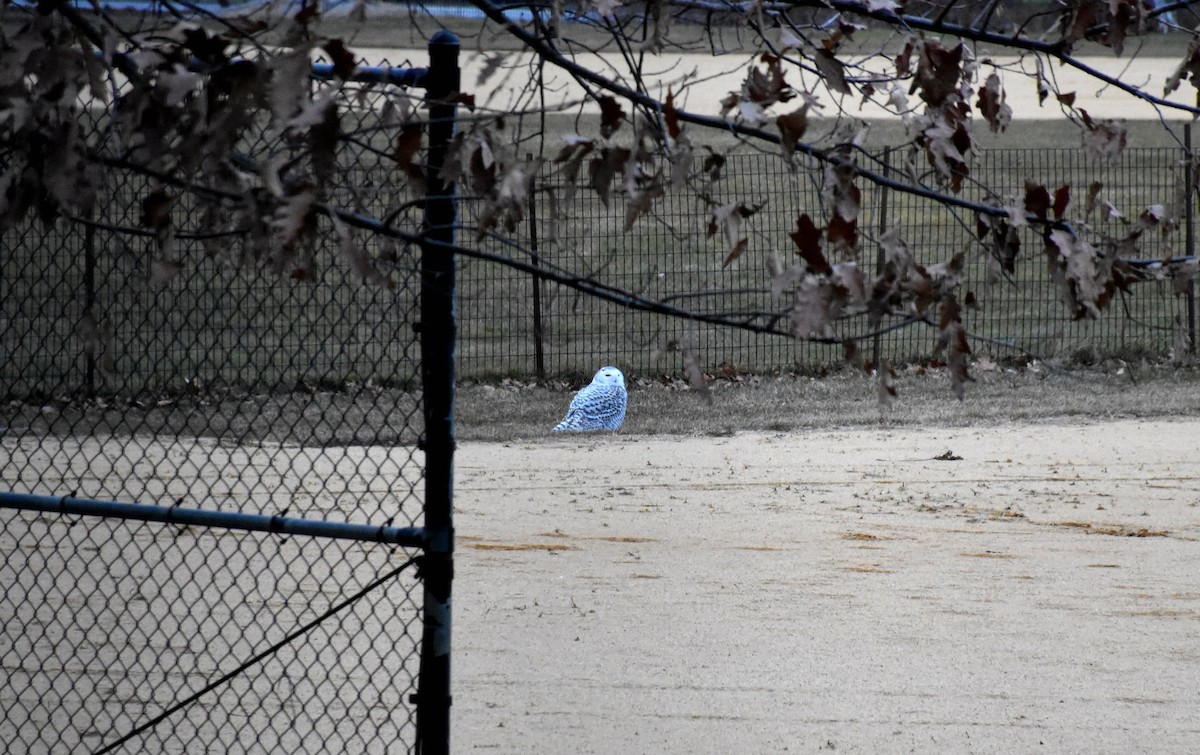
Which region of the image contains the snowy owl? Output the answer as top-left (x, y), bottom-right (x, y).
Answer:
top-left (553, 366), bottom-right (627, 432)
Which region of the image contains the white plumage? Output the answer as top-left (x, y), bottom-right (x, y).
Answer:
top-left (553, 366), bottom-right (627, 432)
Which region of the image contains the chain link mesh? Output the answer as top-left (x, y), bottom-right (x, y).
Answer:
top-left (1, 58), bottom-right (431, 752)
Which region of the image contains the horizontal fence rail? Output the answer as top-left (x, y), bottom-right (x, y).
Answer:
top-left (0, 492), bottom-right (428, 547)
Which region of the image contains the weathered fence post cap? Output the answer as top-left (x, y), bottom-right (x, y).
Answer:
top-left (429, 29), bottom-right (460, 50)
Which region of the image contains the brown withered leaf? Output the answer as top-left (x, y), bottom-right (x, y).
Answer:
top-left (1053, 184), bottom-right (1071, 220)
top-left (767, 249), bottom-right (805, 299)
top-left (322, 39), bottom-right (358, 80)
top-left (976, 73), bottom-right (1011, 133)
top-left (395, 123), bottom-right (423, 179)
top-left (1079, 109), bottom-right (1127, 158)
top-left (911, 40), bottom-right (963, 108)
top-left (831, 262), bottom-right (867, 312)
top-left (745, 53), bottom-right (794, 106)
top-left (308, 99), bottom-right (340, 190)
top-left (1024, 181), bottom-right (1051, 221)
top-left (789, 213), bottom-right (830, 274)
top-left (588, 146), bottom-right (631, 205)
top-left (879, 228), bottom-right (912, 268)
top-left (1057, 91), bottom-right (1077, 108)
top-left (709, 201), bottom-right (762, 267)
top-left (1165, 34), bottom-right (1200, 99)
top-left (1107, 0), bottom-right (1141, 57)
top-left (827, 214), bottom-right (858, 252)
top-left (1046, 228), bottom-right (1112, 319)
top-left (1060, 0), bottom-right (1102, 49)
top-left (624, 181), bottom-right (664, 232)
top-left (926, 251), bottom-right (965, 295)
top-left (814, 49), bottom-right (850, 95)
top-left (935, 294), bottom-right (972, 399)
top-left (824, 162), bottom-right (861, 223)
top-left (776, 105), bottom-right (809, 158)
top-left (664, 87), bottom-right (681, 139)
top-left (140, 189), bottom-right (174, 231)
top-left (896, 41), bottom-right (914, 79)
top-left (790, 278), bottom-right (834, 339)
top-left (553, 135), bottom-right (595, 188)
top-left (598, 95), bottom-right (624, 138)
top-left (922, 116), bottom-right (971, 192)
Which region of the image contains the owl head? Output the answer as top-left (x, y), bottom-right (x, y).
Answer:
top-left (593, 366), bottom-right (625, 386)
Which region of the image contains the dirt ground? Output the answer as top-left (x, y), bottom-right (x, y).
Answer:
top-left (451, 419), bottom-right (1200, 753)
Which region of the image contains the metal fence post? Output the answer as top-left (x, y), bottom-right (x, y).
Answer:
top-left (417, 29), bottom-right (459, 755)
top-left (527, 154), bottom-right (546, 378)
top-left (873, 148), bottom-right (891, 369)
top-left (1186, 123), bottom-right (1197, 353)
top-left (84, 212), bottom-right (97, 397)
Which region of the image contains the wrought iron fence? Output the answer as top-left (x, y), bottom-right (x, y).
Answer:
top-left (0, 33), bottom-right (460, 754)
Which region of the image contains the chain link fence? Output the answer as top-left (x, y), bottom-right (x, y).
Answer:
top-left (1, 35), bottom-right (460, 753)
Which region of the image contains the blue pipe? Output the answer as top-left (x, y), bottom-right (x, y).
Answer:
top-left (0, 491), bottom-right (426, 547)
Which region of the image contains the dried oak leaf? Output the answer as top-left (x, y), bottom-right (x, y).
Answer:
top-left (790, 277), bottom-right (834, 338)
top-left (1024, 181), bottom-right (1051, 221)
top-left (140, 189), bottom-right (175, 231)
top-left (709, 201), bottom-right (762, 267)
top-left (588, 146), bottom-right (631, 206)
top-left (934, 294), bottom-right (972, 400)
top-left (1060, 0), bottom-right (1103, 49)
top-left (1079, 109), bottom-right (1127, 158)
top-left (789, 213), bottom-right (830, 274)
top-left (321, 39), bottom-right (358, 80)
top-left (1046, 228), bottom-right (1114, 319)
top-left (624, 181), bottom-right (664, 232)
top-left (395, 123), bottom-right (424, 180)
top-left (976, 73), bottom-right (1011, 133)
top-left (776, 105), bottom-right (810, 158)
top-left (1053, 184), bottom-right (1071, 220)
top-left (664, 87), bottom-right (682, 139)
top-left (911, 40), bottom-right (963, 108)
top-left (1166, 34), bottom-right (1200, 102)
top-left (598, 95), bottom-right (624, 138)
top-left (814, 48), bottom-right (850, 95)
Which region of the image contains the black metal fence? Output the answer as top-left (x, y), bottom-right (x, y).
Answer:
top-left (458, 138), bottom-right (1196, 378)
top-left (0, 34), bottom-right (459, 754)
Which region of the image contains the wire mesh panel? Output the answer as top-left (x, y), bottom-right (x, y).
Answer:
top-left (0, 509), bottom-right (420, 753)
top-left (454, 145), bottom-right (1195, 378)
top-left (0, 49), bottom-right (441, 754)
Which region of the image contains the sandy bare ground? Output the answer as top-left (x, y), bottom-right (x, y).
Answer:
top-left (452, 419), bottom-right (1200, 752)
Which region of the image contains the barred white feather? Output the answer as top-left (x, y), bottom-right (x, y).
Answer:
top-left (553, 366), bottom-right (627, 432)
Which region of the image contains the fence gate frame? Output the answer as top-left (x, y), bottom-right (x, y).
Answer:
top-left (0, 31), bottom-right (460, 755)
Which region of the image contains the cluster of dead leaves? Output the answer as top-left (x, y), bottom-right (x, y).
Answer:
top-left (898, 39), bottom-right (976, 192)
